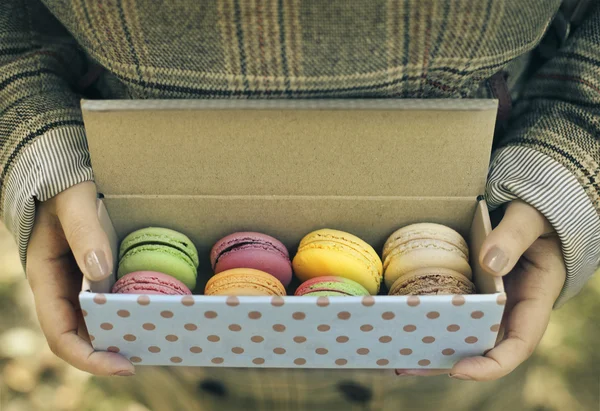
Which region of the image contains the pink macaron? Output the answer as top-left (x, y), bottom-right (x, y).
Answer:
top-left (210, 232), bottom-right (293, 286)
top-left (112, 271), bottom-right (192, 295)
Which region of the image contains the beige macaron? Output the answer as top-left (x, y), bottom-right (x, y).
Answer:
top-left (388, 267), bottom-right (475, 296)
top-left (382, 223), bottom-right (472, 289)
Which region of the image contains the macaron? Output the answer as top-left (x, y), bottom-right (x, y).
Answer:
top-left (382, 223), bottom-right (472, 289)
top-left (388, 267), bottom-right (475, 296)
top-left (292, 229), bottom-right (383, 295)
top-left (204, 268), bottom-right (286, 296)
top-left (112, 271), bottom-right (192, 295)
top-left (210, 232), bottom-right (292, 286)
top-left (294, 276), bottom-right (370, 297)
top-left (117, 227), bottom-right (199, 290)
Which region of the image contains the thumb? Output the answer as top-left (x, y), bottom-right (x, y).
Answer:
top-left (54, 182), bottom-right (113, 282)
top-left (480, 200), bottom-right (553, 277)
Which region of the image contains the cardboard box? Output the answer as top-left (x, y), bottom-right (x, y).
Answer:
top-left (79, 99), bottom-right (506, 369)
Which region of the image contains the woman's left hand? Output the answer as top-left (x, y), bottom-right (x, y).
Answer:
top-left (396, 200), bottom-right (566, 381)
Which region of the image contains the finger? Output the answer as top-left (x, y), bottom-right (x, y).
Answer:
top-left (448, 263), bottom-right (562, 381)
top-left (76, 306), bottom-right (92, 342)
top-left (448, 297), bottom-right (550, 381)
top-left (27, 222), bottom-right (133, 376)
top-left (29, 259), bottom-right (134, 376)
top-left (54, 182), bottom-right (113, 282)
top-left (480, 200), bottom-right (553, 276)
top-left (395, 369), bottom-right (448, 377)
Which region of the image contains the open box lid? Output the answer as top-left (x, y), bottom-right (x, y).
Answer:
top-left (81, 99), bottom-right (498, 198)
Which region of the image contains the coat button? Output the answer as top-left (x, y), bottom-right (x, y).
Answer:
top-left (197, 380), bottom-right (227, 397)
top-left (337, 381), bottom-right (373, 403)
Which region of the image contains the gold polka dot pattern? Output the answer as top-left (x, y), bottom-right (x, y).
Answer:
top-left (160, 310), bottom-right (173, 318)
top-left (80, 291), bottom-right (503, 368)
top-left (117, 310), bottom-right (130, 318)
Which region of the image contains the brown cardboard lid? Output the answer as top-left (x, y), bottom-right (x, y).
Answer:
top-left (81, 99), bottom-right (497, 198)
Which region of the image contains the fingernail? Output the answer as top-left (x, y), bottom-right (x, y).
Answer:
top-left (114, 370), bottom-right (135, 377)
top-left (483, 246), bottom-right (508, 274)
top-left (395, 370), bottom-right (427, 376)
top-left (85, 250), bottom-right (109, 280)
top-left (449, 374), bottom-right (472, 381)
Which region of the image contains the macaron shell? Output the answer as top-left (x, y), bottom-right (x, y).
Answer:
top-left (301, 290), bottom-right (354, 297)
top-left (388, 268), bottom-right (475, 295)
top-left (112, 271), bottom-right (192, 295)
top-left (118, 245), bottom-right (197, 290)
top-left (294, 276), bottom-right (370, 296)
top-left (383, 223), bottom-right (469, 261)
top-left (210, 232), bottom-right (290, 267)
top-left (205, 268), bottom-right (286, 296)
top-left (384, 246), bottom-right (472, 289)
top-left (119, 227), bottom-right (199, 267)
top-left (383, 237), bottom-right (468, 268)
top-left (207, 286), bottom-right (279, 296)
top-left (299, 229), bottom-right (383, 275)
top-left (292, 245), bottom-right (380, 295)
top-left (214, 246), bottom-right (292, 286)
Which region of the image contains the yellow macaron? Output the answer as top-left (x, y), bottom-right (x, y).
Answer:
top-left (292, 229), bottom-right (383, 295)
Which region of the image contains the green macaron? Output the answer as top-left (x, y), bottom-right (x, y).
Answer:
top-left (294, 276), bottom-right (370, 297)
top-left (117, 227), bottom-right (199, 290)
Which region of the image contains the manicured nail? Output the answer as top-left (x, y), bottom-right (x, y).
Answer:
top-left (395, 370), bottom-right (428, 376)
top-left (85, 250), bottom-right (109, 280)
top-left (114, 370), bottom-right (135, 377)
top-left (483, 246), bottom-right (508, 274)
top-left (449, 374), bottom-right (472, 380)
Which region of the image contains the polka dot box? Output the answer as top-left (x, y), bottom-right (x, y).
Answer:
top-left (79, 200), bottom-right (506, 369)
top-left (79, 99), bottom-right (505, 369)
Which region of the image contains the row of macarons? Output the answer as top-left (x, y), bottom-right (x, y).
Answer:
top-left (111, 223), bottom-right (476, 297)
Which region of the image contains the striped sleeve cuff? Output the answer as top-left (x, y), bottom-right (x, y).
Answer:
top-left (2, 126), bottom-right (94, 270)
top-left (485, 145), bottom-right (600, 308)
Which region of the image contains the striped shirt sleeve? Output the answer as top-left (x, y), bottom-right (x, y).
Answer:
top-left (0, 0), bottom-right (93, 269)
top-left (486, 146), bottom-right (600, 308)
top-left (3, 127), bottom-right (94, 268)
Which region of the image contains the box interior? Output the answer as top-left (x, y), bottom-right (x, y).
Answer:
top-left (82, 197), bottom-right (503, 296)
top-left (80, 99), bottom-right (502, 296)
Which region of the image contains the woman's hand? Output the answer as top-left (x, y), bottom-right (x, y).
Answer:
top-left (396, 200), bottom-right (566, 380)
top-left (26, 181), bottom-right (135, 376)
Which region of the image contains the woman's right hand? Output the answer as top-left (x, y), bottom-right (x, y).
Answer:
top-left (26, 181), bottom-right (135, 376)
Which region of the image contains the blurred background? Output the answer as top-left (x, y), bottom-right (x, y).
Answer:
top-left (0, 222), bottom-right (598, 411)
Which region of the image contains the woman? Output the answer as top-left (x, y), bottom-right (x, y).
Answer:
top-left (1, 1), bottom-right (598, 409)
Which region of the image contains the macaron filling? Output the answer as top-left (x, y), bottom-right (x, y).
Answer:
top-left (383, 239), bottom-right (468, 270)
top-left (302, 291), bottom-right (353, 297)
top-left (383, 228), bottom-right (469, 260)
top-left (213, 240), bottom-right (289, 269)
top-left (120, 242), bottom-right (196, 267)
top-left (119, 228), bottom-right (199, 267)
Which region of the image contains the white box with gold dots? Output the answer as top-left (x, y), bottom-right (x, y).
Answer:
top-left (79, 99), bottom-right (506, 369)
